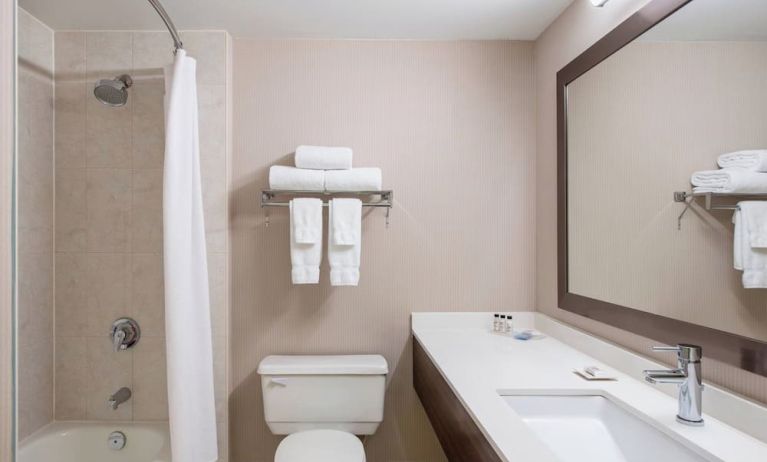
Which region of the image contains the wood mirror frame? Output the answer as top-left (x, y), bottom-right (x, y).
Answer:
top-left (556, 0), bottom-right (767, 377)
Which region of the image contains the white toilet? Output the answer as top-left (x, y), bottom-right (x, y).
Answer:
top-left (257, 354), bottom-right (388, 462)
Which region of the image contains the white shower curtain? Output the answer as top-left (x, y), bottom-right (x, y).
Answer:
top-left (163, 49), bottom-right (218, 462)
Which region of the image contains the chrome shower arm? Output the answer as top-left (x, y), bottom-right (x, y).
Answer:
top-left (147, 0), bottom-right (184, 53)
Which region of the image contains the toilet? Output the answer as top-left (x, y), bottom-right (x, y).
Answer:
top-left (257, 354), bottom-right (388, 462)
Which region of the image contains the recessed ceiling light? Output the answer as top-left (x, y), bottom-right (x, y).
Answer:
top-left (590, 0), bottom-right (610, 7)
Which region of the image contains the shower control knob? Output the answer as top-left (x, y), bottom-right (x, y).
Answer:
top-left (110, 318), bottom-right (140, 352)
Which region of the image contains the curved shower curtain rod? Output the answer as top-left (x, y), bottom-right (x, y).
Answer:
top-left (147, 0), bottom-right (184, 53)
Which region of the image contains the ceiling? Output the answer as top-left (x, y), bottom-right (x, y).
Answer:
top-left (641, 0), bottom-right (767, 41)
top-left (18, 0), bottom-right (574, 40)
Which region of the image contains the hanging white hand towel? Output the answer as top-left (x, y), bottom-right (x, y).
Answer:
top-left (163, 50), bottom-right (218, 462)
top-left (290, 198), bottom-right (323, 284)
top-left (733, 202), bottom-right (767, 289)
top-left (328, 199), bottom-right (362, 286)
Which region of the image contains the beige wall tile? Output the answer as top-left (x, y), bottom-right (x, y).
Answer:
top-left (181, 32), bottom-right (227, 85)
top-left (55, 337), bottom-right (88, 420)
top-left (131, 253), bottom-right (165, 337)
top-left (17, 252), bottom-right (53, 439)
top-left (86, 336), bottom-right (133, 420)
top-left (54, 31), bottom-right (85, 81)
top-left (86, 168), bottom-right (131, 252)
top-left (85, 32), bottom-right (132, 79)
top-left (54, 253), bottom-right (88, 336)
top-left (17, 9), bottom-right (54, 440)
top-left (132, 168), bottom-right (163, 252)
top-left (54, 82), bottom-right (87, 169)
top-left (131, 79), bottom-right (165, 169)
top-left (87, 253), bottom-right (131, 335)
top-left (132, 336), bottom-right (168, 421)
top-left (55, 168), bottom-right (87, 251)
top-left (86, 93), bottom-right (132, 168)
top-left (17, 10), bottom-right (52, 74)
top-left (132, 32), bottom-right (173, 74)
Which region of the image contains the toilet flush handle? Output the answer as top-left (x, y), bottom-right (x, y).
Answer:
top-left (269, 377), bottom-right (289, 387)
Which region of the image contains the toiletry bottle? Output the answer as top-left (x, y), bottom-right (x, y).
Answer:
top-left (505, 314), bottom-right (513, 334)
top-left (499, 315), bottom-right (507, 334)
top-left (493, 314), bottom-right (500, 332)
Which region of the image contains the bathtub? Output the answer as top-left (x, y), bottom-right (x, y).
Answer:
top-left (18, 422), bottom-right (171, 462)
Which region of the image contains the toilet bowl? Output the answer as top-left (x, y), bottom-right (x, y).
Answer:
top-left (274, 429), bottom-right (365, 462)
top-left (257, 354), bottom-right (388, 462)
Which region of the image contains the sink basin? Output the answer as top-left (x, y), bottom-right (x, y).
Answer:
top-left (502, 393), bottom-right (716, 462)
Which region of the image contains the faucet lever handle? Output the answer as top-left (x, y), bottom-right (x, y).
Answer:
top-left (112, 328), bottom-right (126, 352)
top-left (652, 346), bottom-right (680, 352)
top-left (652, 344), bottom-right (702, 362)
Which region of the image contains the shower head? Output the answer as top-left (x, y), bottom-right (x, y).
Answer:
top-left (93, 74), bottom-right (133, 107)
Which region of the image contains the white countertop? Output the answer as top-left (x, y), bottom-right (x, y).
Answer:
top-left (412, 312), bottom-right (767, 462)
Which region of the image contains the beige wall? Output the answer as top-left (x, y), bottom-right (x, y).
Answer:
top-left (231, 39), bottom-right (535, 462)
top-left (568, 41), bottom-right (767, 341)
top-left (1, 0), bottom-right (15, 457)
top-left (17, 8), bottom-right (54, 441)
top-left (52, 30), bottom-right (231, 459)
top-left (535, 0), bottom-right (767, 402)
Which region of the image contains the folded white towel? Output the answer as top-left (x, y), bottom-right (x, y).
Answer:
top-left (289, 199), bottom-right (323, 284)
top-left (691, 168), bottom-right (767, 194)
top-left (269, 166), bottom-right (325, 191)
top-left (733, 203), bottom-right (767, 289)
top-left (717, 150), bottom-right (767, 172)
top-left (325, 168), bottom-right (382, 192)
top-left (328, 199), bottom-right (362, 286)
top-left (295, 145), bottom-right (353, 170)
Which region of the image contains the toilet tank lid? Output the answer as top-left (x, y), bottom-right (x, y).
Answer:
top-left (258, 355), bottom-right (388, 375)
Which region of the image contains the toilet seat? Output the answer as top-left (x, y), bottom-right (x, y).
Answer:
top-left (275, 429), bottom-right (365, 462)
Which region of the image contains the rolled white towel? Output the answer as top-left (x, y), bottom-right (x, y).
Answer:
top-left (269, 166), bottom-right (325, 191)
top-left (325, 168), bottom-right (382, 191)
top-left (691, 168), bottom-right (767, 194)
top-left (717, 150), bottom-right (767, 172)
top-left (295, 145), bottom-right (353, 170)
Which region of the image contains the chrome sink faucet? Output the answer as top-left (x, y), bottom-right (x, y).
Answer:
top-left (643, 344), bottom-right (704, 426)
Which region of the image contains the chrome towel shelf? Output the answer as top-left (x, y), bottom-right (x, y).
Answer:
top-left (261, 190), bottom-right (393, 227)
top-left (673, 191), bottom-right (767, 230)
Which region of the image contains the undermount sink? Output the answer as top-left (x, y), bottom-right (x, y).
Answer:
top-left (502, 393), bottom-right (717, 462)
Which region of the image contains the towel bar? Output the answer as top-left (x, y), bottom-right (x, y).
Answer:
top-left (261, 189), bottom-right (393, 228)
top-left (673, 191), bottom-right (767, 230)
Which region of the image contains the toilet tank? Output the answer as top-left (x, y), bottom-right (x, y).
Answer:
top-left (258, 355), bottom-right (388, 435)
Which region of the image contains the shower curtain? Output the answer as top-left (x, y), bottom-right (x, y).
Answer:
top-left (163, 49), bottom-right (218, 462)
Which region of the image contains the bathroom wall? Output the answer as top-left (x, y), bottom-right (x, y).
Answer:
top-left (53, 30), bottom-right (232, 458)
top-left (535, 0), bottom-right (767, 402)
top-left (17, 8), bottom-right (54, 440)
top-left (231, 39), bottom-right (536, 462)
top-left (568, 40), bottom-right (767, 341)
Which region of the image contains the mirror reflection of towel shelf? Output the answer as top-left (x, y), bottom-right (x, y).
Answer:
top-left (260, 190), bottom-right (393, 228)
top-left (673, 191), bottom-right (767, 230)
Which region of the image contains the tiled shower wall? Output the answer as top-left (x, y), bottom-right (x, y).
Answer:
top-left (17, 9), bottom-right (54, 440)
top-left (53, 30), bottom-right (230, 457)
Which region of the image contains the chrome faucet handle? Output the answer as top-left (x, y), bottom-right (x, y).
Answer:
top-left (652, 344), bottom-right (702, 362)
top-left (112, 329), bottom-right (126, 352)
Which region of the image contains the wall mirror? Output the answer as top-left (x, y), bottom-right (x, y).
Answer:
top-left (558, 0), bottom-right (767, 376)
